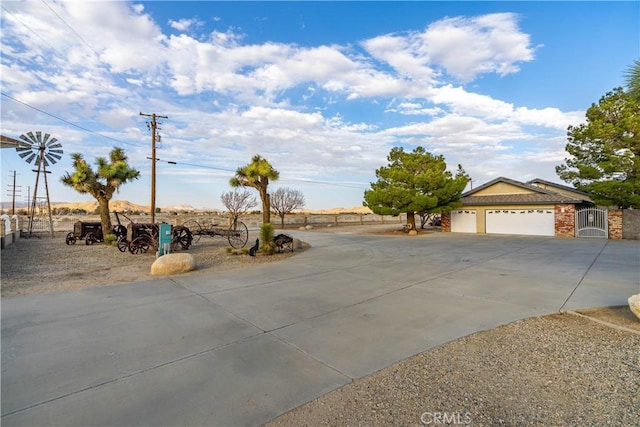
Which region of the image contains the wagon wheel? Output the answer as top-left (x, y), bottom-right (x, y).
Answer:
top-left (117, 237), bottom-right (128, 253)
top-left (85, 232), bottom-right (98, 245)
top-left (129, 235), bottom-right (152, 254)
top-left (65, 232), bottom-right (76, 245)
top-left (227, 221), bottom-right (248, 249)
top-left (173, 226), bottom-right (193, 250)
top-left (181, 220), bottom-right (204, 243)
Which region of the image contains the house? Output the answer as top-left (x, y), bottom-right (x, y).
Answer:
top-left (441, 177), bottom-right (594, 237)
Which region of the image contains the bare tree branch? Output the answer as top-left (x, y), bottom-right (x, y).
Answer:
top-left (221, 190), bottom-right (257, 224)
top-left (271, 187), bottom-right (306, 227)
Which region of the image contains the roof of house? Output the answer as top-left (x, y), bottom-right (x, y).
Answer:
top-left (527, 178), bottom-right (592, 197)
top-left (461, 176), bottom-right (592, 206)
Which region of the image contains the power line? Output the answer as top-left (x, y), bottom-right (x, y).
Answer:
top-left (1, 92), bottom-right (146, 149)
top-left (152, 158), bottom-right (366, 189)
top-left (1, 5), bottom-right (61, 54)
top-left (40, 0), bottom-right (100, 58)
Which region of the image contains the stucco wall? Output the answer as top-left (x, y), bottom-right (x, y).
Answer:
top-left (622, 209), bottom-right (640, 240)
top-left (473, 182), bottom-right (535, 196)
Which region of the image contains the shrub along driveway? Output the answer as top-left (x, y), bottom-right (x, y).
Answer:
top-left (2, 232), bottom-right (638, 426)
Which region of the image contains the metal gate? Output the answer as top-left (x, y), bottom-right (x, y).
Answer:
top-left (576, 207), bottom-right (608, 238)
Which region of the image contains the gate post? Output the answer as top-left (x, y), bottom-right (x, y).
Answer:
top-left (554, 204), bottom-right (575, 237)
top-left (608, 209), bottom-right (623, 240)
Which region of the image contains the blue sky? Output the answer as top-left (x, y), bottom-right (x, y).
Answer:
top-left (1, 1), bottom-right (638, 211)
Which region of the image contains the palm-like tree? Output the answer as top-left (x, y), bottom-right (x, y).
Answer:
top-left (624, 59), bottom-right (640, 102)
top-left (230, 155), bottom-right (279, 225)
top-left (61, 147), bottom-right (140, 234)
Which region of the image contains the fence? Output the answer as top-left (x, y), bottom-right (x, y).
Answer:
top-left (0, 214), bottom-right (21, 249)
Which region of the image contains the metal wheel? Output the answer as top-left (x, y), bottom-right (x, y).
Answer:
top-left (117, 237), bottom-right (128, 253)
top-left (129, 235), bottom-right (152, 254)
top-left (85, 232), bottom-right (97, 245)
top-left (227, 221), bottom-right (248, 249)
top-left (173, 226), bottom-right (192, 250)
top-left (66, 232), bottom-right (76, 245)
top-left (181, 220), bottom-right (204, 243)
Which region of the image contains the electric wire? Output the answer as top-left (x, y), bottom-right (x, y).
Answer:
top-left (1, 5), bottom-right (370, 192)
top-left (1, 92), bottom-right (146, 149)
top-left (40, 0), bottom-right (101, 58)
top-left (1, 5), bottom-right (61, 54)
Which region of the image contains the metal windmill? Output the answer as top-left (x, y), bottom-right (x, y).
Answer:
top-left (15, 131), bottom-right (63, 236)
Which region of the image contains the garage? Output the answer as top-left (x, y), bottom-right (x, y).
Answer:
top-left (442, 177), bottom-right (593, 237)
top-left (486, 209), bottom-right (555, 236)
top-left (451, 209), bottom-right (477, 233)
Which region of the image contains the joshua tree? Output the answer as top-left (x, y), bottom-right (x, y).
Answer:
top-left (230, 155), bottom-right (279, 225)
top-left (61, 147), bottom-right (140, 233)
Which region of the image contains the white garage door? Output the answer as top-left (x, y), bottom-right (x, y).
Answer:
top-left (451, 210), bottom-right (477, 233)
top-left (485, 209), bottom-right (554, 236)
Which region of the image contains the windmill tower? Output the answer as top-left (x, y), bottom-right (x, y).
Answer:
top-left (15, 131), bottom-right (63, 237)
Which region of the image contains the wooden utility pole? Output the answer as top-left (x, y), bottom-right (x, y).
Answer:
top-left (6, 170), bottom-right (21, 215)
top-left (140, 112), bottom-right (167, 223)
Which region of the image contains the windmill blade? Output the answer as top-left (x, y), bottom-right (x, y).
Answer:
top-left (35, 131), bottom-right (42, 144)
top-left (45, 153), bottom-right (59, 164)
top-left (16, 146), bottom-right (32, 155)
top-left (18, 150), bottom-right (33, 159)
top-left (49, 149), bottom-right (63, 156)
top-left (25, 131), bottom-right (36, 143)
top-left (43, 156), bottom-right (50, 167)
top-left (47, 152), bottom-right (62, 162)
top-left (46, 139), bottom-right (60, 148)
top-left (42, 133), bottom-right (51, 144)
top-left (25, 153), bottom-right (37, 164)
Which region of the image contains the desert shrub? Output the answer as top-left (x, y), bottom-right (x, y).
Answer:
top-left (104, 234), bottom-right (117, 246)
top-left (226, 246), bottom-right (233, 253)
top-left (259, 223), bottom-right (276, 255)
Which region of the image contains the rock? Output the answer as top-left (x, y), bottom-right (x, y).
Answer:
top-left (305, 224), bottom-right (314, 230)
top-left (408, 229), bottom-right (418, 235)
top-left (299, 226), bottom-right (306, 231)
top-left (629, 294), bottom-right (640, 321)
top-left (151, 253), bottom-right (196, 276)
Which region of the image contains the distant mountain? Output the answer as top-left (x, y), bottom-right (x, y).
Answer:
top-left (0, 200), bottom-right (211, 213)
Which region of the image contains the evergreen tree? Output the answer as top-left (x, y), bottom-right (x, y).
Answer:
top-left (364, 147), bottom-right (468, 231)
top-left (556, 88), bottom-right (640, 208)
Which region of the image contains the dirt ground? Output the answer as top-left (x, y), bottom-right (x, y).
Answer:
top-left (0, 228), bottom-right (303, 297)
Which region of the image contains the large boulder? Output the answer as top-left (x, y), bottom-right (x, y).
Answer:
top-left (629, 294), bottom-right (640, 321)
top-left (151, 253), bottom-right (196, 276)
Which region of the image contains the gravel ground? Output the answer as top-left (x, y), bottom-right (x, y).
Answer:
top-left (267, 310), bottom-right (640, 426)
top-left (0, 230), bottom-right (302, 297)
top-left (2, 226), bottom-right (639, 426)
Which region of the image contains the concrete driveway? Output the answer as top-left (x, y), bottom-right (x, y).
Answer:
top-left (2, 232), bottom-right (639, 426)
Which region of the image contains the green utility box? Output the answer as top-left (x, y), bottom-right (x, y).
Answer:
top-left (157, 223), bottom-right (172, 256)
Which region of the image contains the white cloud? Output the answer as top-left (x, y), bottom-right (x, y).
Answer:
top-left (421, 13), bottom-right (536, 82)
top-left (362, 13), bottom-right (536, 84)
top-left (169, 18), bottom-right (204, 32)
